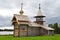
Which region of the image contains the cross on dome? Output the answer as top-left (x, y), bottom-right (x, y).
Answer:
top-left (19, 3), bottom-right (24, 15)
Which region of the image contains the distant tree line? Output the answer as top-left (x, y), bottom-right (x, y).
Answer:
top-left (48, 23), bottom-right (60, 34)
top-left (0, 29), bottom-right (13, 31)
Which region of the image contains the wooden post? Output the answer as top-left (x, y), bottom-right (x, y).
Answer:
top-left (13, 24), bottom-right (15, 37)
top-left (26, 25), bottom-right (29, 36)
top-left (27, 26), bottom-right (28, 36)
top-left (18, 25), bottom-right (20, 37)
top-left (48, 30), bottom-right (49, 36)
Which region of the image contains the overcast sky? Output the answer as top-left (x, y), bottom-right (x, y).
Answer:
top-left (0, 0), bottom-right (60, 26)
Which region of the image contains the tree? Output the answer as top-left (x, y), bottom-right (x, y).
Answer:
top-left (57, 27), bottom-right (60, 34)
top-left (53, 23), bottom-right (58, 33)
top-left (48, 23), bottom-right (60, 34)
top-left (48, 24), bottom-right (52, 28)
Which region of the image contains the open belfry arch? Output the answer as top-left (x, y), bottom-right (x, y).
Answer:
top-left (12, 3), bottom-right (54, 37)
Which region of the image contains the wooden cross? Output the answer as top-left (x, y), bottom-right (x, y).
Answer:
top-left (21, 3), bottom-right (23, 10)
top-left (39, 4), bottom-right (40, 9)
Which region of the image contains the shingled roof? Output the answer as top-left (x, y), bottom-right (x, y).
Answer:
top-left (29, 22), bottom-right (54, 30)
top-left (14, 14), bottom-right (30, 22)
top-left (40, 25), bottom-right (54, 30)
top-left (37, 10), bottom-right (42, 16)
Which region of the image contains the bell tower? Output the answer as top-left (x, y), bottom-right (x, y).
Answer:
top-left (34, 4), bottom-right (45, 25)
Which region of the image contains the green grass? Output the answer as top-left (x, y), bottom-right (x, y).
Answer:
top-left (0, 34), bottom-right (60, 40)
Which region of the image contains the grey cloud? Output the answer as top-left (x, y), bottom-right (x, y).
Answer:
top-left (41, 0), bottom-right (60, 18)
top-left (0, 15), bottom-right (12, 26)
top-left (45, 16), bottom-right (60, 25)
top-left (0, 0), bottom-right (16, 9)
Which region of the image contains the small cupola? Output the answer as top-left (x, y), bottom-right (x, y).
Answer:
top-left (19, 3), bottom-right (24, 15)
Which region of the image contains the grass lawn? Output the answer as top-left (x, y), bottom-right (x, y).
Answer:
top-left (0, 34), bottom-right (60, 40)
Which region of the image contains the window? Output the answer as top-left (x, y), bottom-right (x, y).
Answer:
top-left (20, 24), bottom-right (27, 30)
top-left (22, 28), bottom-right (25, 30)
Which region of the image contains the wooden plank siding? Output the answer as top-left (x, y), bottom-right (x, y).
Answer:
top-left (13, 23), bottom-right (54, 37)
